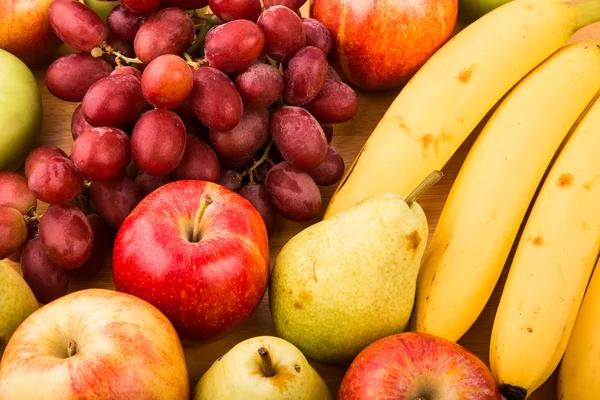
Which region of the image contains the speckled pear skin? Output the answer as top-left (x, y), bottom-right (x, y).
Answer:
top-left (269, 192), bottom-right (428, 364)
top-left (0, 260), bottom-right (38, 357)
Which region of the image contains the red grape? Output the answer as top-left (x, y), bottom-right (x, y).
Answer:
top-left (40, 204), bottom-right (93, 269)
top-left (238, 184), bottom-right (276, 234)
top-left (72, 127), bottom-right (131, 181)
top-left (209, 107), bottom-right (269, 158)
top-left (71, 214), bottom-right (110, 280)
top-left (46, 54), bottom-right (112, 102)
top-left (135, 173), bottom-right (172, 200)
top-left (257, 6), bottom-right (305, 63)
top-left (125, 159), bottom-right (140, 179)
top-left (107, 5), bottom-right (150, 42)
top-left (283, 46), bottom-right (328, 106)
top-left (141, 54), bottom-right (193, 109)
top-left (209, 0), bottom-right (262, 22)
top-left (48, 0), bottom-right (108, 52)
top-left (160, 0), bottom-right (208, 9)
top-left (217, 170), bottom-right (243, 192)
top-left (302, 18), bottom-right (332, 54)
top-left (307, 145), bottom-right (345, 185)
top-left (0, 172), bottom-right (36, 215)
top-left (28, 157), bottom-right (84, 205)
top-left (322, 123), bottom-right (333, 143)
top-left (172, 135), bottom-right (220, 182)
top-left (134, 8), bottom-right (195, 64)
top-left (304, 79), bottom-right (359, 124)
top-left (102, 33), bottom-right (136, 67)
top-left (265, 162), bottom-right (321, 221)
top-left (90, 175), bottom-right (138, 229)
top-left (326, 66), bottom-right (342, 82)
top-left (121, 0), bottom-right (158, 15)
top-left (20, 238), bottom-right (69, 304)
top-left (131, 110), bottom-right (186, 176)
top-left (71, 105), bottom-right (95, 140)
top-left (178, 112), bottom-right (209, 141)
top-left (111, 66), bottom-right (142, 81)
top-left (188, 67), bottom-right (243, 131)
top-left (204, 20), bottom-right (265, 73)
top-left (24, 146), bottom-right (68, 178)
top-left (0, 206), bottom-right (27, 259)
top-left (219, 153), bottom-right (255, 172)
top-left (82, 74), bottom-right (146, 127)
top-left (235, 63), bottom-right (283, 107)
top-left (263, 0), bottom-right (307, 10)
top-left (270, 106), bottom-right (327, 169)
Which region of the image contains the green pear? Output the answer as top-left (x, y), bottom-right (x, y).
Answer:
top-left (193, 336), bottom-right (331, 400)
top-left (83, 0), bottom-right (120, 23)
top-left (0, 260), bottom-right (39, 357)
top-left (0, 49), bottom-right (41, 171)
top-left (270, 172), bottom-right (442, 364)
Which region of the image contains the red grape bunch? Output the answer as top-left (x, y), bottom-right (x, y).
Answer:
top-left (0, 166), bottom-right (110, 305)
top-left (40, 0), bottom-right (358, 236)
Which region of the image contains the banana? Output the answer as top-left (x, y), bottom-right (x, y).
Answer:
top-left (490, 93), bottom-right (600, 400)
top-left (412, 40), bottom-right (600, 342)
top-left (558, 259), bottom-right (600, 399)
top-left (323, 0), bottom-right (600, 219)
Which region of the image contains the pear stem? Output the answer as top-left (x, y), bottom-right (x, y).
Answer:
top-left (404, 171), bottom-right (443, 207)
top-left (67, 340), bottom-right (77, 357)
top-left (191, 196), bottom-right (212, 242)
top-left (258, 347), bottom-right (275, 377)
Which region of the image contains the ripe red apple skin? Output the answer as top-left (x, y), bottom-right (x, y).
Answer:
top-left (112, 180), bottom-right (270, 341)
top-left (339, 332), bottom-right (501, 400)
top-left (310, 0), bottom-right (458, 91)
top-left (0, 0), bottom-right (63, 65)
top-left (0, 289), bottom-right (189, 399)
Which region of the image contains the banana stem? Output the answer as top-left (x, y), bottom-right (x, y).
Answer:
top-left (573, 0), bottom-right (600, 30)
top-left (405, 171), bottom-right (443, 207)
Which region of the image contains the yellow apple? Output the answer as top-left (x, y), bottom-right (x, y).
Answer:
top-left (0, 289), bottom-right (190, 399)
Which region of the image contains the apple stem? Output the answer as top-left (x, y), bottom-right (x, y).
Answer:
top-left (258, 347), bottom-right (276, 377)
top-left (404, 170), bottom-right (443, 207)
top-left (191, 195), bottom-right (213, 243)
top-left (67, 340), bottom-right (77, 358)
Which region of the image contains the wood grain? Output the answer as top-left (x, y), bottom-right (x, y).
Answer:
top-left (5, 11), bottom-right (600, 400)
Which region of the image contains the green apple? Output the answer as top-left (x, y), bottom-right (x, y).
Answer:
top-left (84, 0), bottom-right (121, 23)
top-left (0, 260), bottom-right (38, 357)
top-left (0, 49), bottom-right (41, 171)
top-left (460, 0), bottom-right (512, 22)
top-left (193, 336), bottom-right (332, 400)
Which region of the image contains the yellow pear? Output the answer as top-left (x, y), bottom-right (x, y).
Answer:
top-left (269, 172), bottom-right (441, 364)
top-left (0, 260), bottom-right (38, 357)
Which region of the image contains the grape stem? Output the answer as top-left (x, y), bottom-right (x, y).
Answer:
top-left (186, 15), bottom-right (221, 57)
top-left (240, 140), bottom-right (273, 180)
top-left (100, 44), bottom-right (143, 65)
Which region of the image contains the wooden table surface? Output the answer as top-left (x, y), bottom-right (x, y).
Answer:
top-left (5, 9), bottom-right (600, 399)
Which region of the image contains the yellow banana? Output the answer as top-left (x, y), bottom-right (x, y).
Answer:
top-left (323, 0), bottom-right (600, 219)
top-left (413, 40), bottom-right (600, 342)
top-left (490, 93), bottom-right (600, 400)
top-left (558, 259), bottom-right (600, 399)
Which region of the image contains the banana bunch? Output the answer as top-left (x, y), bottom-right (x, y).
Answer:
top-left (558, 259), bottom-right (600, 399)
top-left (324, 0), bottom-right (600, 219)
top-left (490, 92), bottom-right (600, 400)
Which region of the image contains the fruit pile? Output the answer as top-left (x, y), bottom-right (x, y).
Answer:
top-left (42, 0), bottom-right (358, 236)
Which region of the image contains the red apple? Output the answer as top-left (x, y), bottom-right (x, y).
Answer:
top-left (0, 0), bottom-right (63, 65)
top-left (310, 0), bottom-right (458, 91)
top-left (339, 332), bottom-right (501, 400)
top-left (112, 180), bottom-right (270, 341)
top-left (0, 289), bottom-right (190, 399)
